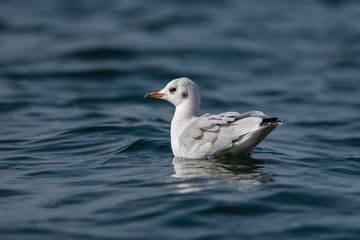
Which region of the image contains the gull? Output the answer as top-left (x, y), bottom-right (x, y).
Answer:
top-left (144, 77), bottom-right (281, 159)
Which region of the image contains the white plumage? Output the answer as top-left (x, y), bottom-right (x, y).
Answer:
top-left (144, 77), bottom-right (281, 159)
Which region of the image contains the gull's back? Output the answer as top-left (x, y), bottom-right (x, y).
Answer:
top-left (177, 111), bottom-right (282, 159)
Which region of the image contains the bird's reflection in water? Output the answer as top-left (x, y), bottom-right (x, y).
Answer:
top-left (171, 155), bottom-right (273, 193)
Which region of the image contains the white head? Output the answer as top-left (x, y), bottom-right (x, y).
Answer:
top-left (144, 78), bottom-right (201, 114)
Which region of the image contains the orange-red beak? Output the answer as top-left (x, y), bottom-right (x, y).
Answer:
top-left (143, 91), bottom-right (165, 99)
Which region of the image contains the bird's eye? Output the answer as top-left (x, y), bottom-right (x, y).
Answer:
top-left (169, 87), bottom-right (176, 93)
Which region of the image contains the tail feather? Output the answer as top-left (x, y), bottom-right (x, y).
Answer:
top-left (260, 117), bottom-right (282, 126)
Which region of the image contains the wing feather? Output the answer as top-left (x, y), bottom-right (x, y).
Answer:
top-left (179, 111), bottom-right (268, 158)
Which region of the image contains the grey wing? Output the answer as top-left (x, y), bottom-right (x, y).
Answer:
top-left (179, 111), bottom-right (269, 158)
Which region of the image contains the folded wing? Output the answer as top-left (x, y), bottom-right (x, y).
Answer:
top-left (179, 111), bottom-right (274, 158)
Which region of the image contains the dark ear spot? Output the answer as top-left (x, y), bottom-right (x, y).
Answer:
top-left (182, 92), bottom-right (188, 98)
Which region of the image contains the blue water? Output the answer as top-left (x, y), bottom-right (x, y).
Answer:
top-left (1, 0), bottom-right (360, 239)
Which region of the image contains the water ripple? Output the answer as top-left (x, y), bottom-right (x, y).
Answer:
top-left (1, 0), bottom-right (360, 239)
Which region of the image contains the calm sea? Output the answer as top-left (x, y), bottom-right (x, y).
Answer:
top-left (1, 0), bottom-right (359, 239)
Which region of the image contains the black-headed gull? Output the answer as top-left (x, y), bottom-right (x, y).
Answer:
top-left (144, 77), bottom-right (281, 159)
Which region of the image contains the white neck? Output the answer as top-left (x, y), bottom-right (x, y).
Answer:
top-left (170, 98), bottom-right (200, 155)
top-left (173, 99), bottom-right (200, 120)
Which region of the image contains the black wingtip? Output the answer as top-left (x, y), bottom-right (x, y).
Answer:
top-left (260, 117), bottom-right (282, 126)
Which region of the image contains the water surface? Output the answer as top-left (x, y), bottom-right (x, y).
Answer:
top-left (1, 0), bottom-right (360, 239)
